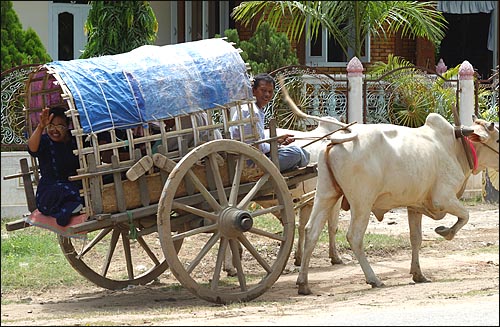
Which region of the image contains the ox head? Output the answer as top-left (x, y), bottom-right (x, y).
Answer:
top-left (467, 115), bottom-right (499, 172)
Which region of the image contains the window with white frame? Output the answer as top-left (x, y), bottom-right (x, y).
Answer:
top-left (306, 25), bottom-right (370, 67)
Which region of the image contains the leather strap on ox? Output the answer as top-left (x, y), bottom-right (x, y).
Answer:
top-left (452, 105), bottom-right (475, 170)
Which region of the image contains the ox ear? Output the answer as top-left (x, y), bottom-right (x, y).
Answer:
top-left (472, 114), bottom-right (478, 122)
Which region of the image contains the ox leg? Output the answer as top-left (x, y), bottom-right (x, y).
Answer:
top-left (223, 243), bottom-right (242, 277)
top-left (294, 204), bottom-right (310, 266)
top-left (296, 196), bottom-right (336, 295)
top-left (434, 199), bottom-right (469, 240)
top-left (327, 198), bottom-right (343, 265)
top-left (295, 199), bottom-right (343, 267)
top-left (347, 207), bottom-right (384, 288)
top-left (407, 208), bottom-right (430, 283)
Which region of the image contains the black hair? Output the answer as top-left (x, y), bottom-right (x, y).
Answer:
top-left (252, 73), bottom-right (275, 90)
top-left (49, 106), bottom-right (70, 125)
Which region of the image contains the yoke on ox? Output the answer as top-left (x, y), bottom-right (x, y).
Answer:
top-left (279, 79), bottom-right (499, 294)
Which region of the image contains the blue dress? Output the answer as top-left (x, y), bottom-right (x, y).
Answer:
top-left (28, 134), bottom-right (83, 226)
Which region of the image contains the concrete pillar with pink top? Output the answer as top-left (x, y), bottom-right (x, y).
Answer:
top-left (458, 61), bottom-right (475, 126)
top-left (347, 57), bottom-right (364, 124)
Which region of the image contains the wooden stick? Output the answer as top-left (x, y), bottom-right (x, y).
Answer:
top-left (300, 121), bottom-right (357, 149)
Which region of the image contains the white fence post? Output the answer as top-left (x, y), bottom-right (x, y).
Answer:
top-left (458, 60), bottom-right (482, 200)
top-left (347, 57), bottom-right (364, 124)
top-left (458, 60), bottom-right (475, 126)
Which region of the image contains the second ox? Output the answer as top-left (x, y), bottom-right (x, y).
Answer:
top-left (279, 80), bottom-right (499, 295)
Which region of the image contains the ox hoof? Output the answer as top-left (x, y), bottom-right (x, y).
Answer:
top-left (293, 256), bottom-right (301, 267)
top-left (297, 284), bottom-right (312, 295)
top-left (330, 257), bottom-right (343, 265)
top-left (224, 268), bottom-right (237, 277)
top-left (368, 281), bottom-right (385, 288)
top-left (412, 275), bottom-right (431, 283)
top-left (434, 226), bottom-right (454, 240)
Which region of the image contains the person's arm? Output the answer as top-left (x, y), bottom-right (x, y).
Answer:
top-left (28, 108), bottom-right (51, 153)
top-left (277, 134), bottom-right (295, 146)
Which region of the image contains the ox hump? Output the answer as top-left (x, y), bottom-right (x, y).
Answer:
top-left (424, 113), bottom-right (454, 135)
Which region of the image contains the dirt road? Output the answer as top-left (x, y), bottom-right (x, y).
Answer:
top-left (2, 203), bottom-right (498, 326)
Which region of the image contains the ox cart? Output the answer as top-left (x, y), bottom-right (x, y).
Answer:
top-left (4, 38), bottom-right (317, 304)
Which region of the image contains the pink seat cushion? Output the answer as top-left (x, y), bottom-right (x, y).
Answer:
top-left (24, 209), bottom-right (88, 239)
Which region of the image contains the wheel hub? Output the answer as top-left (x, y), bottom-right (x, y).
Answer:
top-left (219, 207), bottom-right (253, 237)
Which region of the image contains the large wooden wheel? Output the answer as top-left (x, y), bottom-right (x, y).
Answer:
top-left (157, 139), bottom-right (295, 304)
top-left (58, 215), bottom-right (181, 290)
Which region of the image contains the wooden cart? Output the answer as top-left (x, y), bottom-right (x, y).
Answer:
top-left (4, 39), bottom-right (317, 304)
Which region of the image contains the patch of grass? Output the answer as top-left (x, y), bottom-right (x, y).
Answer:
top-left (315, 226), bottom-right (409, 255)
top-left (1, 219), bottom-right (83, 296)
top-left (461, 195), bottom-right (487, 206)
top-left (468, 245), bottom-right (499, 254)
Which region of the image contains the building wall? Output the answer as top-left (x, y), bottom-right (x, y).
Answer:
top-left (1, 152), bottom-right (32, 218)
top-left (149, 1), bottom-right (171, 45)
top-left (12, 1), bottom-right (50, 53)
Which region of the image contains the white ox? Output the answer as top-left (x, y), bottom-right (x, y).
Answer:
top-left (279, 83), bottom-right (500, 294)
top-left (299, 114), bottom-right (498, 294)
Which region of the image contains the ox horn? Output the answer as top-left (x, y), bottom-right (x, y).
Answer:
top-left (454, 126), bottom-right (474, 138)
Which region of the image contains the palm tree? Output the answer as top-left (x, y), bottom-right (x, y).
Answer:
top-left (231, 1), bottom-right (447, 59)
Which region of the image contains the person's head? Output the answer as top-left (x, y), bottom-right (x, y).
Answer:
top-left (252, 73), bottom-right (275, 108)
top-left (47, 106), bottom-right (70, 142)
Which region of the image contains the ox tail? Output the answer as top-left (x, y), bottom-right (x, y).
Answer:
top-left (325, 143), bottom-right (350, 211)
top-left (278, 75), bottom-right (346, 127)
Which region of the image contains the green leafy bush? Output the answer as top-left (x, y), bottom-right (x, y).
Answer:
top-left (221, 21), bottom-right (298, 74)
top-left (1, 1), bottom-right (51, 72)
top-left (80, 1), bottom-right (158, 58)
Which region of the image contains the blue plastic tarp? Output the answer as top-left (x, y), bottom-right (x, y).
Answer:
top-left (47, 38), bottom-right (253, 134)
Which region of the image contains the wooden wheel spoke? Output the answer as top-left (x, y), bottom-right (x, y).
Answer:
top-left (172, 201), bottom-right (218, 222)
top-left (251, 204), bottom-right (284, 217)
top-left (229, 239), bottom-right (247, 291)
top-left (248, 227), bottom-right (285, 242)
top-left (238, 234), bottom-right (272, 273)
top-left (78, 227), bottom-right (113, 258)
top-left (121, 230), bottom-right (134, 279)
top-left (186, 232), bottom-right (221, 274)
top-left (136, 235), bottom-right (161, 266)
top-left (186, 168), bottom-right (222, 212)
top-left (228, 155), bottom-right (245, 206)
top-left (102, 228), bottom-right (120, 276)
top-left (172, 223), bottom-right (218, 242)
top-left (210, 237), bottom-right (228, 290)
top-left (237, 173), bottom-right (270, 209)
top-left (208, 153), bottom-right (228, 207)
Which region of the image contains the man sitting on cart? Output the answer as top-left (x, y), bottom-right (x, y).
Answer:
top-left (230, 73), bottom-right (310, 172)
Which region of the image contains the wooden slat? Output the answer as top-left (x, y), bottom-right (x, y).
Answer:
top-left (6, 219), bottom-right (30, 231)
top-left (20, 158), bottom-right (37, 212)
top-left (87, 153), bottom-right (103, 214)
top-left (134, 149), bottom-right (151, 207)
top-left (268, 119), bottom-right (280, 170)
top-left (111, 155), bottom-right (126, 212)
